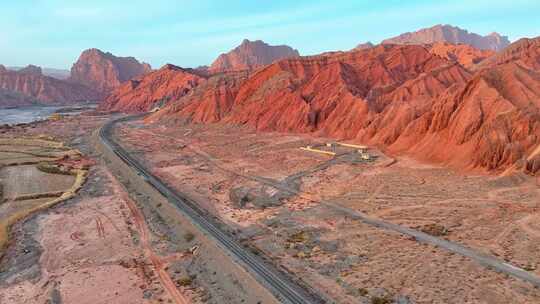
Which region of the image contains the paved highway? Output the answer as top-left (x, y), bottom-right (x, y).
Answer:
top-left (99, 115), bottom-right (325, 304)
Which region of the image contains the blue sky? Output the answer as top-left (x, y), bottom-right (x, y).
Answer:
top-left (1, 0), bottom-right (539, 69)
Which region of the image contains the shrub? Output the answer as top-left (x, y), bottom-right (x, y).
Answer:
top-left (183, 231), bottom-right (195, 242)
top-left (371, 296), bottom-right (392, 304)
top-left (177, 276), bottom-right (193, 287)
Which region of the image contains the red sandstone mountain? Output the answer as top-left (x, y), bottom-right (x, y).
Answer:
top-left (209, 39), bottom-right (300, 72)
top-left (148, 39), bottom-right (540, 175)
top-left (383, 24), bottom-right (510, 51)
top-left (70, 48), bottom-right (152, 95)
top-left (428, 42), bottom-right (495, 69)
top-left (480, 37), bottom-right (540, 70)
top-left (100, 64), bottom-right (204, 112)
top-left (0, 64), bottom-right (100, 107)
top-left (150, 71), bottom-right (248, 123)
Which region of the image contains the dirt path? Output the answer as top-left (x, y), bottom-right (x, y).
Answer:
top-left (122, 193), bottom-right (190, 304)
top-left (517, 214), bottom-right (540, 239)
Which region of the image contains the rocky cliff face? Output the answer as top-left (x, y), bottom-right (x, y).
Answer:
top-left (148, 40), bottom-right (540, 175)
top-left (0, 65), bottom-right (100, 107)
top-left (209, 39), bottom-right (300, 72)
top-left (383, 24), bottom-right (510, 51)
top-left (70, 48), bottom-right (152, 95)
top-left (100, 64), bottom-right (204, 112)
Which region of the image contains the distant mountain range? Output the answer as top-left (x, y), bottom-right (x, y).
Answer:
top-left (7, 66), bottom-right (70, 80)
top-left (382, 24), bottom-right (510, 51)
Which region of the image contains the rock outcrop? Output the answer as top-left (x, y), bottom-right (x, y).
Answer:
top-left (479, 37), bottom-right (540, 69)
top-left (428, 42), bottom-right (495, 69)
top-left (100, 64), bottom-right (204, 112)
top-left (70, 48), bottom-right (152, 95)
top-left (0, 66), bottom-right (100, 107)
top-left (148, 40), bottom-right (540, 175)
top-left (383, 24), bottom-right (510, 51)
top-left (209, 39), bottom-right (299, 72)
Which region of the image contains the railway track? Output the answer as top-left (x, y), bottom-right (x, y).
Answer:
top-left (98, 115), bottom-right (324, 304)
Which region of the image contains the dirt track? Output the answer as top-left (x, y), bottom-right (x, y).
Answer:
top-left (123, 192), bottom-right (190, 304)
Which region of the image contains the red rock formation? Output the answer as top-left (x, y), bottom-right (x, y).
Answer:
top-left (209, 39), bottom-right (299, 72)
top-left (383, 24), bottom-right (510, 51)
top-left (428, 42), bottom-right (495, 69)
top-left (149, 40), bottom-right (540, 175)
top-left (148, 71), bottom-right (248, 123)
top-left (70, 48), bottom-right (152, 95)
top-left (480, 37), bottom-right (540, 70)
top-left (0, 65), bottom-right (100, 107)
top-left (100, 64), bottom-right (204, 112)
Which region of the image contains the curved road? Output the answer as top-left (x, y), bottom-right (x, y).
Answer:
top-left (99, 115), bottom-right (325, 304)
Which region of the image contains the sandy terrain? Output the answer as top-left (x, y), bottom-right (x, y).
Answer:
top-left (115, 119), bottom-right (540, 303)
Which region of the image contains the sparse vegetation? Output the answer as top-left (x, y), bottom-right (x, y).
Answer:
top-left (184, 231), bottom-right (195, 242)
top-left (36, 162), bottom-right (72, 175)
top-left (358, 288), bottom-right (369, 296)
top-left (371, 295), bottom-right (393, 304)
top-left (420, 223), bottom-right (448, 236)
top-left (177, 275), bottom-right (193, 287)
top-left (287, 230), bottom-right (309, 243)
